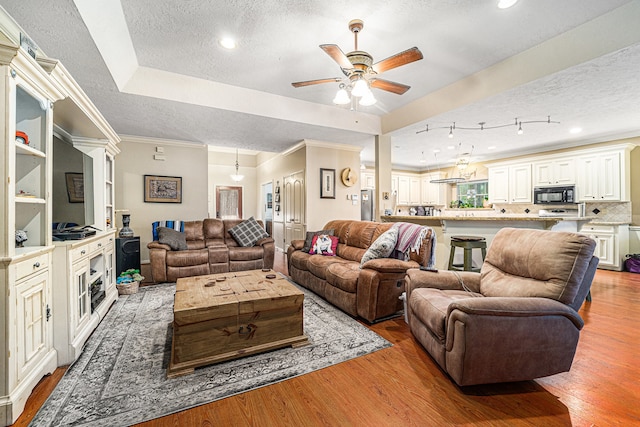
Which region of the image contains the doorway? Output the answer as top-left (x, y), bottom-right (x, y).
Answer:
top-left (215, 186), bottom-right (243, 219)
top-left (262, 182), bottom-right (273, 236)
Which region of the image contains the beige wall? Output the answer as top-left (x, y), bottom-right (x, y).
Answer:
top-left (115, 138), bottom-right (209, 260)
top-left (305, 143), bottom-right (362, 230)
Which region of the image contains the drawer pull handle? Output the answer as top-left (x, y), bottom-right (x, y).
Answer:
top-left (81, 250), bottom-right (86, 255)
top-left (98, 243), bottom-right (102, 247)
top-left (33, 262), bottom-right (40, 268)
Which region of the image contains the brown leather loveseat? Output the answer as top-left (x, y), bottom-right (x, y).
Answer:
top-left (148, 218), bottom-right (274, 283)
top-left (287, 220), bottom-right (434, 323)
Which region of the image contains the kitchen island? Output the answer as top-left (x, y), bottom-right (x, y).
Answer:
top-left (381, 214), bottom-right (595, 270)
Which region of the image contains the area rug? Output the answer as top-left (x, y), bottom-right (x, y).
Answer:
top-left (31, 280), bottom-right (391, 426)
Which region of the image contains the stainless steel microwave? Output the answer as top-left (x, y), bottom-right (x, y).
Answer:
top-left (533, 186), bottom-right (576, 205)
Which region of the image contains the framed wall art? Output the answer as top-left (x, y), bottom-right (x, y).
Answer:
top-left (320, 168), bottom-right (335, 199)
top-left (144, 175), bottom-right (182, 203)
top-left (65, 172), bottom-right (84, 203)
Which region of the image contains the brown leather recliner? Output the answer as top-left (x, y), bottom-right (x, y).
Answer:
top-left (405, 227), bottom-right (598, 386)
top-left (148, 218), bottom-right (274, 283)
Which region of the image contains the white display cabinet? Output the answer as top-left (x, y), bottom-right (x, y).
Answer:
top-left (0, 40), bottom-right (63, 426)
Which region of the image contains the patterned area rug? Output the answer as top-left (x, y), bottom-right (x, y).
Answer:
top-left (31, 280), bottom-right (391, 426)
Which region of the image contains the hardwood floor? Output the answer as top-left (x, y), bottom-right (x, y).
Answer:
top-left (12, 251), bottom-right (640, 426)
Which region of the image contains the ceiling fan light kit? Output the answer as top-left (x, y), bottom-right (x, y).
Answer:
top-left (292, 19), bottom-right (423, 108)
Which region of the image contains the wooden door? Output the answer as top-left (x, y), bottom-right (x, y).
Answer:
top-left (284, 171), bottom-right (305, 249)
top-left (216, 186), bottom-right (243, 219)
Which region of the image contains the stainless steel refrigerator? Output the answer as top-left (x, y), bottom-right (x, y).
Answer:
top-left (361, 189), bottom-right (375, 221)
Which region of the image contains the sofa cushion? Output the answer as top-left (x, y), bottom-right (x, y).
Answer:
top-left (326, 262), bottom-right (360, 293)
top-left (166, 248), bottom-right (209, 267)
top-left (301, 229), bottom-right (334, 253)
top-left (309, 235), bottom-right (338, 255)
top-left (360, 227), bottom-right (398, 267)
top-left (228, 217), bottom-right (269, 247)
top-left (157, 227), bottom-right (188, 251)
top-left (228, 246), bottom-right (264, 261)
top-left (290, 250), bottom-right (311, 271)
top-left (410, 288), bottom-right (480, 343)
top-left (307, 255), bottom-right (349, 280)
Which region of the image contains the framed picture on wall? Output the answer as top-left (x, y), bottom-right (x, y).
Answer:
top-left (320, 168), bottom-right (335, 199)
top-left (144, 175), bottom-right (182, 203)
top-left (65, 172), bottom-right (84, 203)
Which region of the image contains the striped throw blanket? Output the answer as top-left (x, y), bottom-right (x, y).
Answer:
top-left (391, 222), bottom-right (436, 268)
top-left (152, 220), bottom-right (185, 241)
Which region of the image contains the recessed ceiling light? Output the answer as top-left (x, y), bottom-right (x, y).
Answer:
top-left (433, 149), bottom-right (440, 153)
top-left (569, 127), bottom-right (583, 134)
top-left (488, 146), bottom-right (496, 150)
top-left (447, 145), bottom-right (455, 150)
top-left (219, 37), bottom-right (237, 49)
top-left (497, 0), bottom-right (518, 9)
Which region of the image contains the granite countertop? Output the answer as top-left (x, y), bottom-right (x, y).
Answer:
top-left (382, 215), bottom-right (597, 222)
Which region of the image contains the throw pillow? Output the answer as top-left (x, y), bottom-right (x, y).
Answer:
top-left (157, 227), bottom-right (188, 251)
top-left (301, 229), bottom-right (335, 253)
top-left (228, 216), bottom-right (269, 247)
top-left (360, 227), bottom-right (399, 267)
top-left (309, 234), bottom-right (339, 256)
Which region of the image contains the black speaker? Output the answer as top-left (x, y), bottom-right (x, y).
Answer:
top-left (116, 236), bottom-right (140, 276)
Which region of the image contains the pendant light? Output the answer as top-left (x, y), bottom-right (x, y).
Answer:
top-left (230, 149), bottom-right (244, 182)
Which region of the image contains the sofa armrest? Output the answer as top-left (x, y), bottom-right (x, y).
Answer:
top-left (147, 241), bottom-right (171, 251)
top-left (448, 297), bottom-right (584, 330)
top-left (256, 237), bottom-right (275, 246)
top-left (290, 239), bottom-right (305, 251)
top-left (406, 269), bottom-right (481, 299)
top-left (361, 258), bottom-right (420, 273)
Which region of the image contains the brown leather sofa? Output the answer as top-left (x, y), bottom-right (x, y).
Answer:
top-left (148, 219), bottom-right (275, 283)
top-left (405, 227), bottom-right (598, 386)
top-left (287, 220), bottom-right (434, 323)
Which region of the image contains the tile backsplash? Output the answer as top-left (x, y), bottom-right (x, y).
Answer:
top-left (492, 202), bottom-right (631, 223)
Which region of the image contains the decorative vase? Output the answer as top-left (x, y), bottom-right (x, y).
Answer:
top-left (119, 213), bottom-right (134, 238)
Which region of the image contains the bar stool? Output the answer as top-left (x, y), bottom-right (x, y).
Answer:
top-left (448, 236), bottom-right (487, 272)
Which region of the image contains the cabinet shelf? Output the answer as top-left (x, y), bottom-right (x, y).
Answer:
top-left (15, 142), bottom-right (46, 158)
top-left (15, 196), bottom-right (46, 204)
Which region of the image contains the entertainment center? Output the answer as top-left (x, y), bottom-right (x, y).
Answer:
top-left (0, 16), bottom-right (120, 425)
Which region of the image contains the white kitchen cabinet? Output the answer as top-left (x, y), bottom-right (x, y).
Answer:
top-left (361, 171), bottom-right (375, 189)
top-left (396, 175), bottom-right (411, 205)
top-left (488, 164), bottom-right (531, 204)
top-left (421, 173), bottom-right (445, 205)
top-left (52, 231), bottom-right (117, 365)
top-left (581, 224), bottom-right (629, 271)
top-left (576, 152), bottom-right (621, 201)
top-left (409, 177), bottom-right (421, 204)
top-left (533, 158), bottom-right (575, 186)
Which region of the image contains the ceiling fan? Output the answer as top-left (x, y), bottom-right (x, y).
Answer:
top-left (291, 19), bottom-right (423, 105)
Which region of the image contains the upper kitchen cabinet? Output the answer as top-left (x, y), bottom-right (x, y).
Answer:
top-left (533, 158), bottom-right (575, 187)
top-left (488, 163), bottom-right (531, 204)
top-left (576, 146), bottom-right (631, 202)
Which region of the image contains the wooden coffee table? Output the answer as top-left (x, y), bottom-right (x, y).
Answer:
top-left (167, 269), bottom-right (308, 378)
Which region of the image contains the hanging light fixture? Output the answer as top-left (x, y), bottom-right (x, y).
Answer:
top-left (230, 149), bottom-right (244, 182)
top-left (332, 78), bottom-right (377, 107)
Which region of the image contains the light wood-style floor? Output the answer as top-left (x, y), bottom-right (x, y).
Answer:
top-left (12, 251), bottom-right (640, 426)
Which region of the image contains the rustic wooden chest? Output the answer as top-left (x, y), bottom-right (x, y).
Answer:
top-left (168, 270), bottom-right (308, 377)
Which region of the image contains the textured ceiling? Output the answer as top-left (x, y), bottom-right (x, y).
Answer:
top-left (2, 0), bottom-right (640, 169)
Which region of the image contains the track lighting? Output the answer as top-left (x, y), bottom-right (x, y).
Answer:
top-left (417, 116), bottom-right (559, 137)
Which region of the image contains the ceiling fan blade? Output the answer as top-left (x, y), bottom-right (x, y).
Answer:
top-left (320, 44), bottom-right (353, 70)
top-left (370, 78), bottom-right (411, 95)
top-left (371, 47), bottom-right (423, 74)
top-left (291, 77), bottom-right (341, 88)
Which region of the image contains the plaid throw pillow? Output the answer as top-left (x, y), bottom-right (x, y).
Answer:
top-left (228, 217), bottom-right (269, 247)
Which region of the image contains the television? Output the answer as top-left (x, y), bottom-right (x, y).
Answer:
top-left (52, 135), bottom-right (95, 231)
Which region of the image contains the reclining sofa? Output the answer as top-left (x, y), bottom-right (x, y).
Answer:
top-left (148, 218), bottom-right (274, 283)
top-left (287, 220), bottom-right (434, 323)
